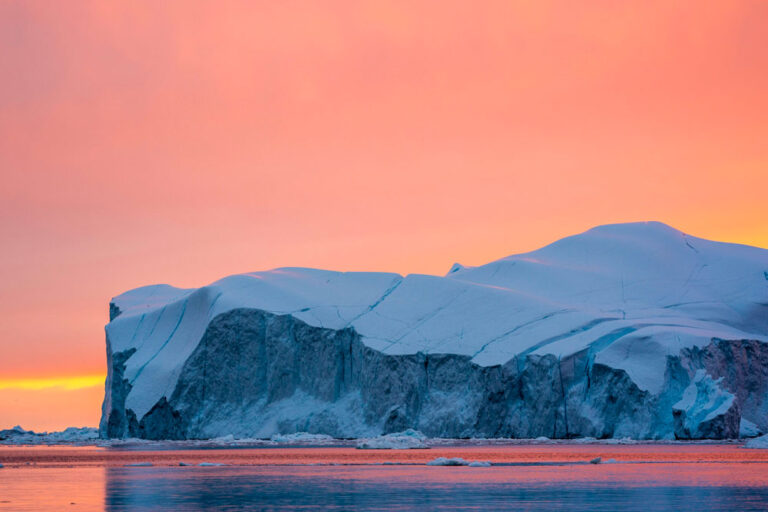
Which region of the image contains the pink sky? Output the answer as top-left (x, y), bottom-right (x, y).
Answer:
top-left (1, 1), bottom-right (767, 431)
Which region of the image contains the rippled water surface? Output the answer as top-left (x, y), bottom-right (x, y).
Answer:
top-left (2, 443), bottom-right (768, 510)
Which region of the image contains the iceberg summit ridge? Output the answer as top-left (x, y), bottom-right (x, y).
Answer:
top-left (101, 222), bottom-right (768, 440)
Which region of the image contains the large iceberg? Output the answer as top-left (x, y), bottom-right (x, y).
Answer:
top-left (100, 222), bottom-right (768, 440)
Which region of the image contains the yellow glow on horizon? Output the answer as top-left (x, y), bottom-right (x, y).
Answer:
top-left (0, 375), bottom-right (105, 391)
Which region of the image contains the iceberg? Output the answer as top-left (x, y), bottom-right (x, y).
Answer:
top-left (99, 222), bottom-right (768, 440)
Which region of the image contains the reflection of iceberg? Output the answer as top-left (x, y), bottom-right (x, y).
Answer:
top-left (102, 461), bottom-right (768, 511)
top-left (101, 222), bottom-right (768, 440)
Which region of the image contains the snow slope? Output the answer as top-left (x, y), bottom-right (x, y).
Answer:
top-left (101, 222), bottom-right (768, 440)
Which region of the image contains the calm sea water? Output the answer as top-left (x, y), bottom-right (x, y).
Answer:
top-left (1, 443), bottom-right (768, 511)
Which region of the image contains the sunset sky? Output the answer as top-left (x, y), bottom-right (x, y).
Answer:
top-left (1, 1), bottom-right (767, 431)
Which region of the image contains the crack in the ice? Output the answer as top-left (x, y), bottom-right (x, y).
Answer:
top-left (343, 277), bottom-right (404, 328)
top-left (128, 314), bottom-right (146, 346)
top-left (683, 236), bottom-right (700, 254)
top-left (489, 263), bottom-right (503, 281)
top-left (557, 356), bottom-right (570, 438)
top-left (513, 316), bottom-right (618, 361)
top-left (470, 308), bottom-right (574, 360)
top-left (389, 289), bottom-right (469, 345)
top-left (135, 307), bottom-right (166, 352)
top-left (662, 300), bottom-right (714, 309)
top-left (369, 309), bottom-right (412, 328)
top-left (130, 299), bottom-right (188, 385)
top-left (145, 306), bottom-right (166, 340)
top-left (206, 292), bottom-right (223, 318)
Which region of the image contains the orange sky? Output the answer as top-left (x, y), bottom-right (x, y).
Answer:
top-left (1, 1), bottom-right (767, 432)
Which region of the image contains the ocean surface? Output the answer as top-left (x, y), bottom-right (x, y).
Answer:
top-left (1, 442), bottom-right (767, 511)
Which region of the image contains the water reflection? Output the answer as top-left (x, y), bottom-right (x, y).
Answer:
top-left (2, 445), bottom-right (768, 511)
top-left (103, 464), bottom-right (768, 511)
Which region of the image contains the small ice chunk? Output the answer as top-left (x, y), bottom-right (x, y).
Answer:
top-left (589, 457), bottom-right (602, 464)
top-left (198, 462), bottom-right (226, 466)
top-left (603, 437), bottom-right (636, 445)
top-left (468, 461), bottom-right (492, 467)
top-left (745, 434), bottom-right (768, 449)
top-left (125, 462), bottom-right (153, 467)
top-left (178, 462), bottom-right (192, 466)
top-left (427, 457), bottom-right (469, 466)
top-left (534, 436), bottom-right (550, 442)
top-left (740, 418), bottom-right (761, 438)
top-left (270, 432), bottom-right (334, 444)
top-left (0, 463), bottom-right (4, 468)
top-left (357, 430), bottom-right (428, 450)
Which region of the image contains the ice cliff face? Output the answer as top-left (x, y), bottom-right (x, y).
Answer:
top-left (100, 222), bottom-right (768, 440)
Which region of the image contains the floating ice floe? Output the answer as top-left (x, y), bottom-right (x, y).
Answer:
top-left (357, 429), bottom-right (428, 450)
top-left (745, 434), bottom-right (768, 449)
top-left (427, 457), bottom-right (469, 466)
top-left (426, 457), bottom-right (491, 467)
top-left (270, 432), bottom-right (335, 444)
top-left (740, 418), bottom-right (762, 439)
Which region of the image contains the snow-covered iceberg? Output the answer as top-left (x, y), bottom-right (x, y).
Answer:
top-left (100, 222), bottom-right (768, 440)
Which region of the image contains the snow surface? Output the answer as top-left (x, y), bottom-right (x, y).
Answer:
top-left (108, 222), bottom-right (768, 421)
